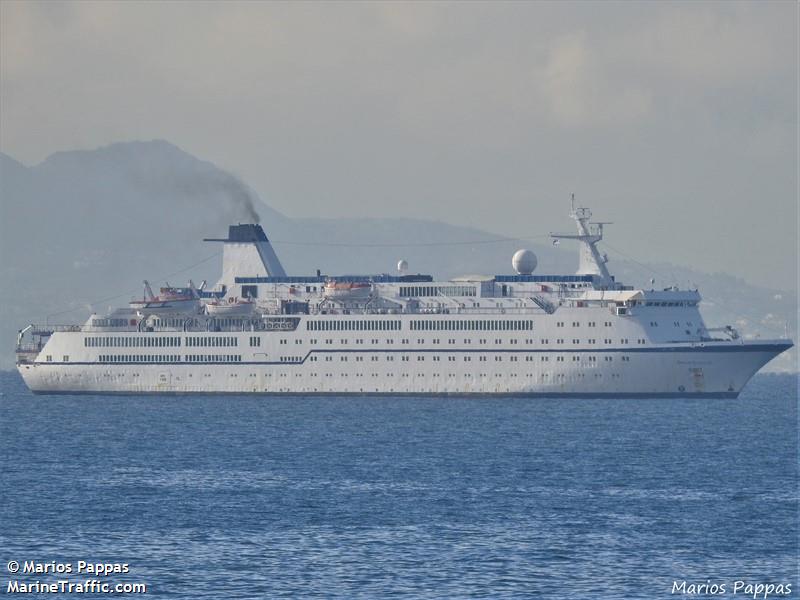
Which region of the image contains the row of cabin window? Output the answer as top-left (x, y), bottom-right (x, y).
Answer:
top-left (645, 301), bottom-right (697, 307)
top-left (410, 320), bottom-right (534, 331)
top-left (288, 337), bottom-right (645, 346)
top-left (399, 285), bottom-right (477, 297)
top-left (91, 318), bottom-right (130, 327)
top-left (270, 373), bottom-right (625, 381)
top-left (185, 336), bottom-right (238, 347)
top-left (86, 336), bottom-right (181, 347)
top-left (547, 338), bottom-right (645, 345)
top-left (307, 354), bottom-right (635, 362)
top-left (98, 354), bottom-right (180, 362)
top-left (185, 355), bottom-right (242, 362)
top-left (66, 352), bottom-right (636, 365)
top-left (151, 318), bottom-right (191, 328)
top-left (556, 321), bottom-right (614, 328)
top-left (306, 320), bottom-right (401, 331)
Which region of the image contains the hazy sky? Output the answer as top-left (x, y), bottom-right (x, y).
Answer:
top-left (1, 1), bottom-right (797, 290)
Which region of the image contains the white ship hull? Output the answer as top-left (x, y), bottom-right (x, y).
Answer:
top-left (17, 339), bottom-right (789, 397)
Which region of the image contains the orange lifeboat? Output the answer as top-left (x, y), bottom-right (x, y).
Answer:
top-left (323, 281), bottom-right (372, 300)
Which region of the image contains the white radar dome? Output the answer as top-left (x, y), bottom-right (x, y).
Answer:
top-left (512, 249), bottom-right (537, 275)
top-left (397, 259), bottom-right (409, 272)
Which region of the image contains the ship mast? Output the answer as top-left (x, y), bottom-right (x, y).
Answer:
top-left (550, 194), bottom-right (613, 285)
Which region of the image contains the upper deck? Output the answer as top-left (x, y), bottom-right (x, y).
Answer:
top-left (13, 203), bottom-right (719, 353)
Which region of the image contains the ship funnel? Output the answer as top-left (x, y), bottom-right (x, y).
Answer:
top-left (205, 223), bottom-right (287, 287)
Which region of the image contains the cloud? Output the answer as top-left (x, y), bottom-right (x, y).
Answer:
top-left (541, 31), bottom-right (653, 127)
top-left (1, 1), bottom-right (792, 147)
top-left (0, 1), bottom-right (795, 290)
top-left (535, 3), bottom-right (790, 129)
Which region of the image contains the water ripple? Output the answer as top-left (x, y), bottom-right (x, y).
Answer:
top-left (1, 373), bottom-right (797, 598)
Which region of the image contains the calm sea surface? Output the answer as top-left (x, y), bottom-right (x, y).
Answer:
top-left (1, 372), bottom-right (797, 599)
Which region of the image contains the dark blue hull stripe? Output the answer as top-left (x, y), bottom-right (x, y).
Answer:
top-left (29, 390), bottom-right (740, 399)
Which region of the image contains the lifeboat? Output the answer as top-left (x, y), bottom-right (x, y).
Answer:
top-left (323, 281), bottom-right (372, 300)
top-left (129, 281), bottom-right (202, 315)
top-left (205, 296), bottom-right (256, 316)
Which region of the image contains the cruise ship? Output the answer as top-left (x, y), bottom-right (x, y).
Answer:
top-left (15, 204), bottom-right (792, 396)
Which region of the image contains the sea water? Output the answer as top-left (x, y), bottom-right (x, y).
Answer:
top-left (1, 372), bottom-right (797, 598)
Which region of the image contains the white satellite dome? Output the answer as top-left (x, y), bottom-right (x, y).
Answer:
top-left (397, 259), bottom-right (409, 273)
top-left (512, 249), bottom-right (537, 275)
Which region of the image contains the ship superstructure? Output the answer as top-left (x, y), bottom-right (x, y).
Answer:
top-left (16, 204), bottom-right (792, 396)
